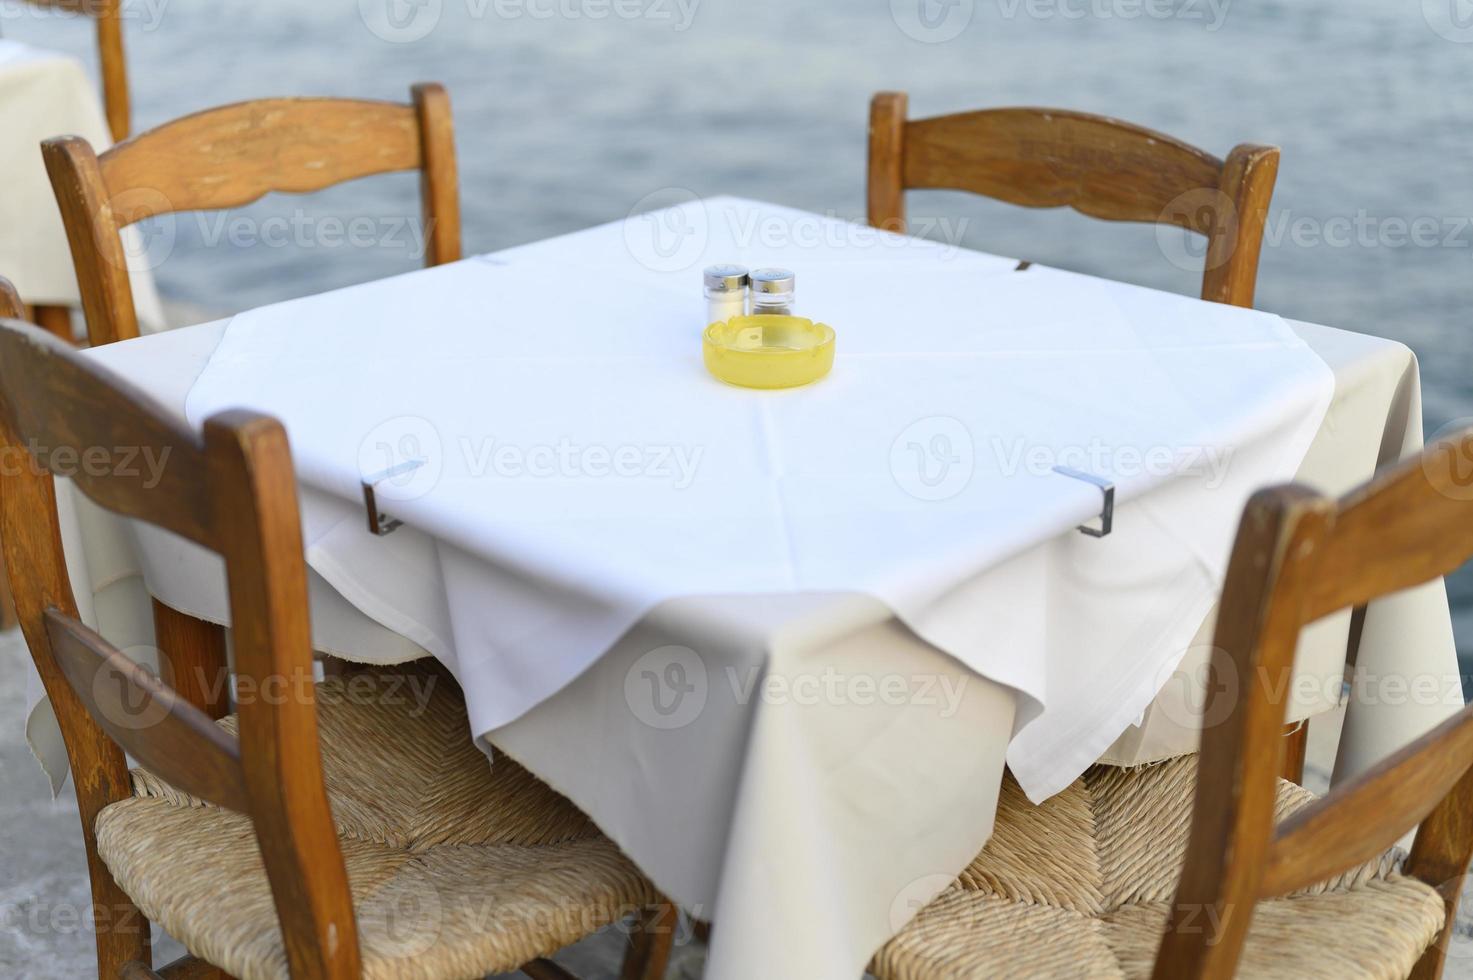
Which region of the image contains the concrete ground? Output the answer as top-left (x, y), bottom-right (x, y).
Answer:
top-left (3, 621), bottom-right (1470, 978)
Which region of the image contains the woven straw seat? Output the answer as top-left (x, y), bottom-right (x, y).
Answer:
top-left (95, 663), bottom-right (656, 980)
top-left (874, 756), bottom-right (1446, 980)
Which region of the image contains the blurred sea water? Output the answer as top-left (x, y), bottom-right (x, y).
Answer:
top-left (5, 0), bottom-right (1473, 682)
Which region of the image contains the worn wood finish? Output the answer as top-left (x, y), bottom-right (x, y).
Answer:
top-left (1262, 706), bottom-right (1473, 897)
top-left (203, 409), bottom-right (360, 980)
top-left (24, 0), bottom-right (130, 140)
top-left (0, 319), bottom-right (355, 978)
top-left (1151, 425), bottom-right (1473, 978)
top-left (866, 93), bottom-right (1279, 307)
top-left (411, 83), bottom-right (462, 266)
top-left (45, 85), bottom-right (462, 346)
top-left (0, 317), bottom-right (215, 547)
top-left (152, 598), bottom-right (230, 720)
top-left (41, 135), bottom-right (139, 349)
top-left (0, 323), bottom-right (150, 977)
top-left (44, 609), bottom-right (249, 812)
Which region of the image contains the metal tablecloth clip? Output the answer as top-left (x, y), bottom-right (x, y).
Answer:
top-left (1052, 465), bottom-right (1115, 538)
top-left (361, 459), bottom-right (425, 536)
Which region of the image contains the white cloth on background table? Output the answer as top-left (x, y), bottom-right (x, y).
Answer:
top-left (0, 38), bottom-right (163, 328)
top-left (20, 198), bottom-right (1463, 980)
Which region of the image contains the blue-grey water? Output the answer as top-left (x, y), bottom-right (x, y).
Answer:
top-left (6, 0), bottom-right (1473, 679)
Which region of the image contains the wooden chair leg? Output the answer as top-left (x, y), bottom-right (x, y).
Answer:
top-left (0, 547), bottom-right (16, 630)
top-left (151, 599), bottom-right (230, 718)
top-left (123, 956), bottom-right (234, 979)
top-left (620, 903), bottom-right (678, 980)
top-left (1280, 720), bottom-right (1308, 785)
top-left (520, 960), bottom-right (578, 980)
top-left (31, 304), bottom-right (74, 342)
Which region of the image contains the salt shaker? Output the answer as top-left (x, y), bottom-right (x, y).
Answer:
top-left (750, 268), bottom-right (796, 317)
top-left (704, 265), bottom-right (749, 325)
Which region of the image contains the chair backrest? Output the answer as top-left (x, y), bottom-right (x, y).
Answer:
top-left (1154, 429), bottom-right (1473, 978)
top-left (44, 83), bottom-right (461, 347)
top-left (24, 0), bottom-right (129, 141)
top-left (867, 92), bottom-right (1279, 308)
top-left (0, 315), bottom-right (360, 978)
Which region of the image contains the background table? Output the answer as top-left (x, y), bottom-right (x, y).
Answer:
top-left (0, 38), bottom-right (162, 330)
top-left (24, 202), bottom-right (1463, 980)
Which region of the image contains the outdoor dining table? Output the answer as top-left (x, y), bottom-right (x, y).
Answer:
top-left (23, 197), bottom-right (1463, 980)
top-left (0, 38), bottom-right (163, 330)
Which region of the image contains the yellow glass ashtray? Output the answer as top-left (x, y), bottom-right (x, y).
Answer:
top-left (703, 315), bottom-right (836, 389)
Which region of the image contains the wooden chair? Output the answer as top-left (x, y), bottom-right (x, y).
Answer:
top-left (874, 430), bottom-right (1473, 978)
top-left (868, 92), bottom-right (1280, 308)
top-left (24, 0), bottom-right (130, 141)
top-left (0, 318), bottom-right (674, 980)
top-left (42, 84), bottom-right (463, 715)
top-left (44, 83), bottom-right (462, 349)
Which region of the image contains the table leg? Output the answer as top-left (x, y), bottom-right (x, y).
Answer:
top-left (152, 600), bottom-right (230, 719)
top-left (1280, 721), bottom-right (1308, 785)
top-left (619, 904), bottom-right (677, 980)
top-left (31, 304), bottom-right (74, 343)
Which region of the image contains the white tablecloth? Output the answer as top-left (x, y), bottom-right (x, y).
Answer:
top-left (21, 198), bottom-right (1463, 980)
top-left (0, 39), bottom-right (162, 328)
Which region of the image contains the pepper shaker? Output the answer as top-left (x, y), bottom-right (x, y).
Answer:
top-left (750, 268), bottom-right (796, 317)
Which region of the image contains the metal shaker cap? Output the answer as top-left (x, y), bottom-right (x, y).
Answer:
top-left (750, 268), bottom-right (796, 295)
top-left (703, 265), bottom-right (750, 292)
